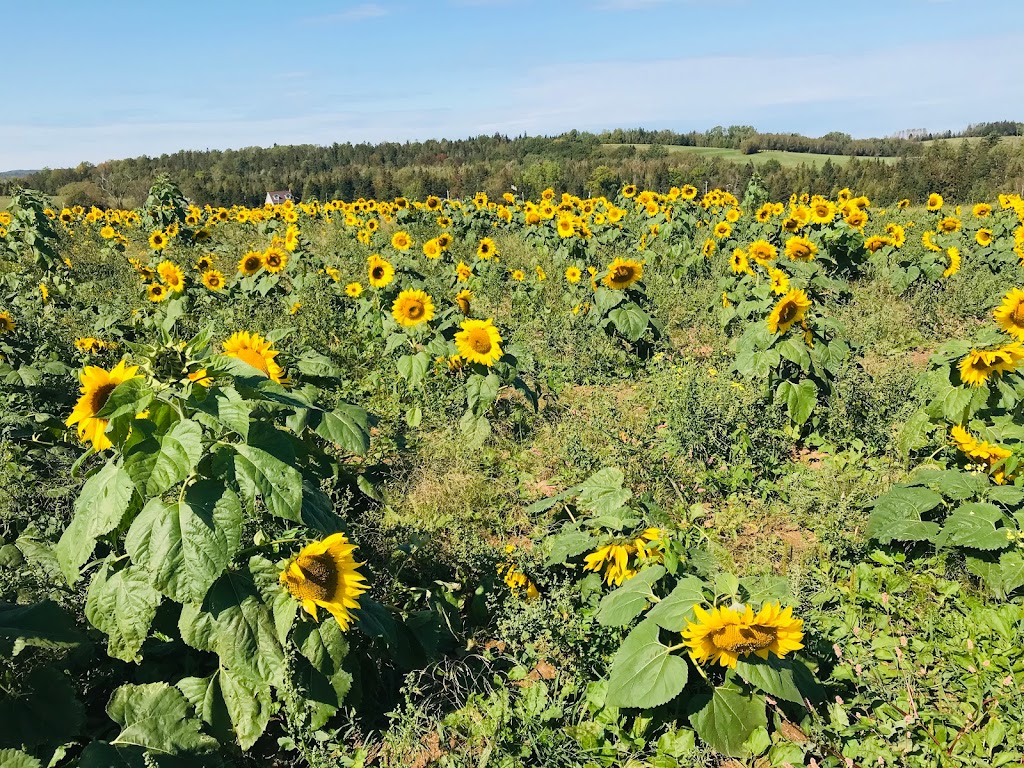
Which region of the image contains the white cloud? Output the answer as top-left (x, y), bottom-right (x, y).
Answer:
top-left (302, 3), bottom-right (388, 24)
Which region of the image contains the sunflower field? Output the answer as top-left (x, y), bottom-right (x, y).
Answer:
top-left (2, 175), bottom-right (1024, 768)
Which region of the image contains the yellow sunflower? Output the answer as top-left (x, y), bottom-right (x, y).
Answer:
top-left (202, 269), bottom-right (225, 291)
top-left (279, 533), bottom-right (368, 630)
top-left (994, 288), bottom-right (1024, 340)
top-left (785, 236), bottom-right (818, 261)
top-left (223, 331), bottom-right (288, 385)
top-left (956, 344), bottom-right (1023, 388)
top-left (603, 257), bottom-right (643, 290)
top-left (345, 282), bottom-right (363, 298)
top-left (477, 237), bottom-right (498, 259)
top-left (367, 254), bottom-right (395, 288)
top-left (510, 269), bottom-right (525, 282)
top-left (927, 193), bottom-right (944, 211)
top-left (455, 289), bottom-right (472, 315)
top-left (423, 239), bottom-right (442, 259)
top-left (973, 203), bottom-right (992, 218)
top-left (682, 602), bottom-right (804, 669)
top-left (583, 543), bottom-right (636, 586)
top-left (238, 250), bottom-right (265, 276)
top-left (65, 360), bottom-right (140, 452)
top-left (937, 216), bottom-right (961, 234)
top-left (264, 246), bottom-right (288, 273)
top-left (157, 260), bottom-right (185, 292)
top-left (863, 236), bottom-right (892, 253)
top-left (768, 267), bottom-right (790, 295)
top-left (454, 318), bottom-right (502, 366)
top-left (767, 289), bottom-right (811, 334)
top-left (392, 289), bottom-right (435, 328)
top-left (0, 311), bottom-right (14, 332)
top-left (748, 240), bottom-right (778, 266)
top-left (147, 283), bottom-right (169, 303)
top-left (976, 229), bottom-right (994, 247)
top-left (456, 261), bottom-right (473, 283)
top-left (148, 231), bottom-right (168, 251)
top-left (713, 221), bottom-right (732, 239)
top-left (391, 231), bottom-right (412, 251)
top-left (809, 200), bottom-right (835, 224)
top-left (565, 266), bottom-right (582, 284)
top-left (730, 248), bottom-right (752, 275)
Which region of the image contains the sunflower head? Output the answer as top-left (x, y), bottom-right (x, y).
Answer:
top-left (603, 257), bottom-right (643, 290)
top-left (223, 331), bottom-right (288, 385)
top-left (927, 193), bottom-right (944, 211)
top-left (391, 231), bottom-right (412, 251)
top-left (345, 282), bottom-right (363, 298)
top-left (367, 255), bottom-right (395, 288)
top-left (682, 602), bottom-right (804, 669)
top-left (994, 288), bottom-right (1024, 341)
top-left (455, 318), bottom-right (503, 366)
top-left (0, 311), bottom-right (14, 333)
top-left (238, 251), bottom-right (265, 276)
top-left (477, 237), bottom-right (498, 259)
top-left (392, 289), bottom-right (435, 328)
top-left (264, 246), bottom-right (288, 273)
top-left (455, 289), bottom-right (472, 315)
top-left (65, 360), bottom-right (140, 452)
top-left (767, 289), bottom-right (812, 335)
top-left (202, 270), bottom-right (225, 291)
top-left (147, 283), bottom-right (168, 303)
top-left (785, 236), bottom-right (818, 261)
top-left (565, 266), bottom-right (582, 284)
top-left (279, 533), bottom-right (369, 630)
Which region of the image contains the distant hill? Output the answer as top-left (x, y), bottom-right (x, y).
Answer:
top-left (0, 170), bottom-right (37, 179)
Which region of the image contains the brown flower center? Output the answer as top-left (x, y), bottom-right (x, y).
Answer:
top-left (778, 302), bottom-right (798, 324)
top-left (89, 382), bottom-right (118, 415)
top-left (406, 302), bottom-right (424, 319)
top-left (1012, 304), bottom-right (1024, 325)
top-left (469, 330), bottom-right (492, 354)
top-left (711, 623), bottom-right (777, 654)
top-left (289, 552), bottom-right (338, 603)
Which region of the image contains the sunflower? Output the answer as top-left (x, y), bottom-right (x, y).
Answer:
top-left (556, 217), bottom-right (575, 238)
top-left (730, 248), bottom-right (752, 275)
top-left (0, 311), bottom-right (14, 333)
top-left (943, 247), bottom-right (961, 278)
top-left (886, 223), bottom-right (907, 247)
top-left (950, 425), bottom-right (1013, 482)
top-left (602, 257), bottom-right (643, 290)
top-left (844, 208), bottom-right (868, 229)
top-left (682, 602), bottom-right (804, 669)
top-left (768, 267), bottom-right (790, 295)
top-left (510, 269), bottom-right (525, 282)
top-left (583, 543), bottom-right (636, 586)
top-left (809, 200), bottom-right (835, 224)
top-left (455, 289), bottom-right (472, 315)
top-left (897, 198), bottom-right (910, 209)
top-left (437, 233), bottom-right (453, 250)
top-left (392, 289), bottom-right (435, 328)
top-left (99, 224), bottom-right (115, 239)
top-left (956, 345), bottom-right (1023, 388)
top-left (748, 240), bottom-right (778, 266)
top-left (938, 216), bottom-right (961, 234)
top-left (157, 260), bottom-right (185, 292)
top-left (345, 282), bottom-right (363, 298)
top-left (785, 236), bottom-right (817, 261)
top-left (264, 246), bottom-right (288, 273)
top-left (367, 255), bottom-right (395, 288)
top-left (238, 250), bottom-right (264, 276)
top-left (223, 331), bottom-right (288, 384)
top-left (202, 269), bottom-right (225, 291)
top-left (994, 288), bottom-right (1024, 340)
top-left (284, 225), bottom-right (300, 252)
top-left (423, 238), bottom-right (441, 259)
top-left (147, 283), bottom-right (169, 302)
top-left (196, 254), bottom-right (214, 271)
top-left (926, 193), bottom-right (944, 211)
top-left (973, 203), bottom-right (993, 218)
top-left (279, 533), bottom-right (368, 630)
top-left (391, 231), bottom-right (412, 251)
top-left (922, 231), bottom-right (942, 252)
top-left (767, 289), bottom-right (811, 335)
top-left (65, 360), bottom-right (140, 452)
top-left (713, 221), bottom-right (732, 239)
top-left (622, 184), bottom-right (638, 198)
top-left (477, 237), bottom-right (498, 259)
top-left (565, 266), bottom-right (582, 284)
top-left (149, 231), bottom-right (168, 251)
top-left (976, 229), bottom-right (994, 247)
top-left (455, 261), bottom-right (473, 283)
top-left (455, 318), bottom-right (503, 366)
top-left (863, 236), bottom-right (891, 253)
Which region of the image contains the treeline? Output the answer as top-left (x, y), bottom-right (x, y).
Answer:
top-left (4, 127), bottom-right (1023, 208)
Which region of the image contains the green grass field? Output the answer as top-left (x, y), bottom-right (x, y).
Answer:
top-left (602, 143), bottom-right (902, 167)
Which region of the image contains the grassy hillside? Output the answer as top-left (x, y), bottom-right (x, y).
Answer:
top-left (602, 143), bottom-right (902, 167)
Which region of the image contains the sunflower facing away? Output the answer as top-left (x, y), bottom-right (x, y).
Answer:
top-left (682, 602), bottom-right (804, 669)
top-left (455, 289), bottom-right (472, 315)
top-left (583, 542), bottom-right (636, 586)
top-left (223, 331), bottom-right (288, 385)
top-left (994, 288), bottom-right (1024, 341)
top-left (767, 289), bottom-right (812, 335)
top-left (66, 360), bottom-right (140, 452)
top-left (392, 289), bottom-right (435, 328)
top-left (367, 255), bottom-right (395, 288)
top-left (279, 533), bottom-right (368, 630)
top-left (603, 257), bottom-right (643, 290)
top-left (455, 318), bottom-right (503, 366)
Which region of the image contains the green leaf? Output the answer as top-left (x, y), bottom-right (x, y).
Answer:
top-left (940, 503), bottom-right (1010, 551)
top-left (606, 619), bottom-right (688, 708)
top-left (179, 667), bottom-right (274, 751)
top-left (396, 352), bottom-right (429, 388)
top-left (123, 419), bottom-right (203, 497)
top-left (300, 479), bottom-right (345, 534)
top-left (932, 470), bottom-right (990, 501)
top-left (0, 666), bottom-right (84, 751)
top-left (866, 486), bottom-right (943, 544)
top-left (125, 481), bottom-right (243, 603)
top-left (734, 655), bottom-right (803, 703)
top-left (939, 386), bottom-right (973, 422)
top-left (597, 566), bottom-right (666, 627)
top-left (645, 577), bottom-right (706, 631)
top-left (85, 560), bottom-right (162, 662)
top-left (56, 462), bottom-right (138, 585)
top-left (106, 683), bottom-right (218, 755)
top-left (314, 404), bottom-right (370, 455)
top-left (0, 749), bottom-right (41, 768)
top-left (0, 600), bottom-right (84, 657)
top-left (544, 530), bottom-right (596, 566)
top-left (988, 485), bottom-right (1024, 506)
top-left (781, 379), bottom-right (817, 425)
top-left (998, 550), bottom-right (1024, 594)
top-left (609, 303), bottom-right (650, 342)
top-left (234, 442), bottom-right (303, 522)
top-left (578, 467), bottom-right (632, 516)
top-left (192, 386), bottom-right (251, 440)
top-left (688, 686), bottom-right (768, 758)
top-left (95, 377), bottom-right (153, 420)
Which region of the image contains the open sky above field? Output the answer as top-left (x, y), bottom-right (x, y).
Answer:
top-left (3, 0), bottom-right (1023, 170)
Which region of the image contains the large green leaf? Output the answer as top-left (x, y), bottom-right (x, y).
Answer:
top-left (192, 386), bottom-right (251, 440)
top-left (55, 462), bottom-right (138, 585)
top-left (688, 686), bottom-right (768, 758)
top-left (866, 486), bottom-right (943, 544)
top-left (85, 560), bottom-right (162, 662)
top-left (0, 749), bottom-right (42, 768)
top-left (125, 481), bottom-right (243, 603)
top-left (179, 667), bottom-right (274, 751)
top-left (645, 577), bottom-right (706, 631)
top-left (606, 619), bottom-right (688, 708)
top-left (940, 502), bottom-right (1010, 551)
top-left (577, 467), bottom-right (631, 516)
top-left (597, 566), bottom-right (665, 627)
top-left (998, 551), bottom-right (1024, 594)
top-left (106, 683), bottom-right (218, 755)
top-left (544, 530), bottom-right (595, 566)
top-left (609, 303), bottom-right (650, 342)
top-left (0, 601), bottom-right (84, 657)
top-left (234, 442), bottom-right (303, 522)
top-left (0, 666), bottom-right (84, 750)
top-left (123, 419), bottom-right (204, 497)
top-left (734, 655), bottom-right (803, 703)
top-left (314, 404), bottom-right (370, 455)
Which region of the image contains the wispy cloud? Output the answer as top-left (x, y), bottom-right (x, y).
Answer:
top-left (302, 3), bottom-right (389, 24)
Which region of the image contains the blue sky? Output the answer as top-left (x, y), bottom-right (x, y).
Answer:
top-left (3, 0), bottom-right (1023, 169)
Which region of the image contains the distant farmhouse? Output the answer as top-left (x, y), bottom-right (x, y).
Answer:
top-left (265, 190), bottom-right (294, 206)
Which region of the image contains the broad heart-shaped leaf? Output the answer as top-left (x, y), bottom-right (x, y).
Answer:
top-left (866, 486), bottom-right (943, 544)
top-left (785, 379), bottom-right (817, 426)
top-left (125, 481), bottom-right (243, 603)
top-left (939, 502), bottom-right (1010, 551)
top-left (106, 683), bottom-right (218, 755)
top-left (234, 442), bottom-right (303, 522)
top-left (313, 404), bottom-right (370, 455)
top-left (0, 749), bottom-right (42, 768)
top-left (544, 530), bottom-right (597, 566)
top-left (179, 667), bottom-right (274, 751)
top-left (929, 469), bottom-right (990, 501)
top-left (645, 577), bottom-right (707, 631)
top-left (606, 619), bottom-right (688, 709)
top-left (123, 419), bottom-right (204, 498)
top-left (997, 551), bottom-right (1024, 594)
top-left (577, 467), bottom-right (632, 516)
top-left (0, 600), bottom-right (84, 657)
top-left (396, 351), bottom-right (429, 389)
top-left (597, 565), bottom-right (666, 627)
top-left (0, 666), bottom-right (84, 751)
top-left (688, 686), bottom-right (768, 758)
top-left (199, 568), bottom-right (286, 686)
top-left (192, 386), bottom-right (251, 440)
top-left (735, 655), bottom-right (803, 703)
top-left (609, 303), bottom-right (650, 342)
top-left (76, 742), bottom-right (147, 768)
top-left (988, 484), bottom-right (1024, 506)
top-left (301, 479), bottom-right (346, 534)
top-left (85, 560), bottom-right (162, 662)
top-left (55, 461), bottom-right (138, 585)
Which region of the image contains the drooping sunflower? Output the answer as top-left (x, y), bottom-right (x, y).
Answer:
top-left (976, 229), bottom-right (994, 247)
top-left (147, 283), bottom-right (169, 303)
top-left (392, 289), bottom-right (435, 328)
top-left (279, 533), bottom-right (368, 630)
top-left (768, 267), bottom-right (790, 295)
top-left (0, 311), bottom-right (14, 332)
top-left (238, 250), bottom-right (264, 276)
top-left (785, 236), bottom-right (818, 261)
top-left (345, 282), bottom-right (363, 298)
top-left (956, 344), bottom-right (1023, 388)
top-left (456, 261), bottom-right (473, 283)
top-left (148, 230), bottom-right (168, 251)
top-left (602, 257), bottom-right (643, 290)
top-left (767, 289), bottom-right (812, 335)
top-left (202, 269), bottom-right (225, 291)
top-left (264, 246), bottom-right (288, 273)
top-left (943, 247), bottom-right (961, 278)
top-left (994, 288), bottom-right (1024, 340)
top-left (477, 237), bottom-right (498, 260)
top-left (863, 236), bottom-right (892, 253)
top-left (583, 543), bottom-right (636, 586)
top-left (65, 360), bottom-right (140, 452)
top-left (223, 331), bottom-right (288, 385)
top-left (682, 602), bottom-right (804, 669)
top-left (157, 260), bottom-right (185, 292)
top-left (196, 254), bottom-right (214, 272)
top-left (391, 231), bottom-right (412, 251)
top-left (367, 255), bottom-right (395, 288)
top-left (455, 318), bottom-right (502, 366)
top-left (455, 289), bottom-right (472, 315)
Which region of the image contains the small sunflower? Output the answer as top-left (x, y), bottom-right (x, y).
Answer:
top-left (730, 248), bottom-right (752, 275)
top-left (456, 261), bottom-right (473, 283)
top-left (602, 257), bottom-right (643, 290)
top-left (391, 231), bottom-right (412, 251)
top-left (157, 260), bottom-right (185, 292)
top-left (238, 250), bottom-right (265, 276)
top-left (202, 269), bottom-right (226, 291)
top-left (785, 236), bottom-right (817, 261)
top-left (423, 239), bottom-right (442, 259)
top-left (768, 267), bottom-right (790, 295)
top-left (148, 231), bottom-right (168, 251)
top-left (682, 602), bottom-right (804, 669)
top-left (367, 255), bottom-right (395, 288)
top-left (147, 283), bottom-right (169, 303)
top-left (943, 247), bottom-right (961, 278)
top-left (279, 533), bottom-right (368, 630)
top-left (223, 331), bottom-right (288, 385)
top-left (926, 193), bottom-right (944, 211)
top-left (65, 360), bottom-right (140, 452)
top-left (455, 289), bottom-right (472, 315)
top-left (392, 289), bottom-right (435, 328)
top-left (713, 221), bottom-right (732, 239)
top-left (264, 247), bottom-right (288, 273)
top-left (767, 289), bottom-right (811, 335)
top-left (748, 240), bottom-right (778, 266)
top-left (455, 318), bottom-right (503, 366)
top-left (477, 237), bottom-right (498, 260)
top-left (345, 282), bottom-right (363, 298)
top-left (976, 229), bottom-right (994, 247)
top-left (0, 311), bottom-right (14, 333)
top-left (565, 266), bottom-right (582, 284)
